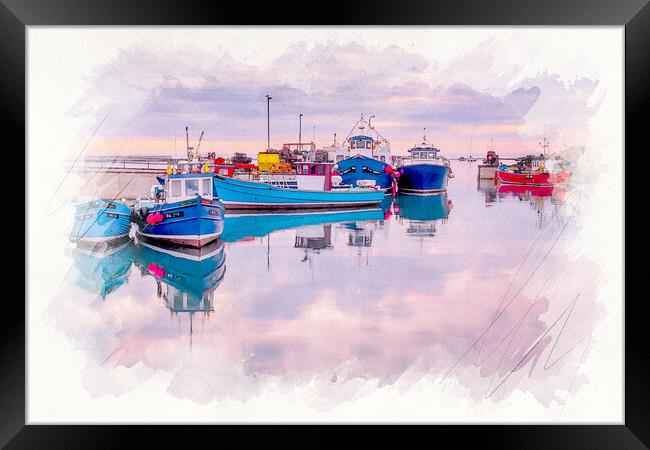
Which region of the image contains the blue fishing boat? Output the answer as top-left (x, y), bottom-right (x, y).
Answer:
top-left (396, 131), bottom-right (453, 194)
top-left (135, 172), bottom-right (225, 247)
top-left (332, 115), bottom-right (394, 191)
top-left (133, 236), bottom-right (226, 305)
top-left (213, 174), bottom-right (385, 210)
top-left (65, 236), bottom-right (133, 299)
top-left (333, 155), bottom-right (393, 192)
top-left (69, 199), bottom-right (131, 243)
top-left (221, 207), bottom-right (384, 242)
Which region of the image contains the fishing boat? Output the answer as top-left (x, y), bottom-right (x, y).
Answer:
top-left (395, 131), bottom-right (453, 194)
top-left (135, 173), bottom-right (225, 247)
top-left (333, 115), bottom-right (394, 192)
top-left (213, 166), bottom-right (385, 210)
top-left (134, 128), bottom-right (225, 247)
top-left (69, 198), bottom-right (131, 243)
top-left (496, 157), bottom-right (551, 186)
top-left (221, 207), bottom-right (384, 242)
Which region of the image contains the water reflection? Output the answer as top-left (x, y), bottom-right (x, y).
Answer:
top-left (394, 193), bottom-right (450, 237)
top-left (132, 236), bottom-right (226, 312)
top-left (52, 164), bottom-right (595, 416)
top-left (221, 207), bottom-right (384, 243)
top-left (477, 178), bottom-right (498, 205)
top-left (65, 236), bottom-right (133, 299)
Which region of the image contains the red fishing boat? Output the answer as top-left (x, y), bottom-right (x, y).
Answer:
top-left (496, 166), bottom-right (551, 185)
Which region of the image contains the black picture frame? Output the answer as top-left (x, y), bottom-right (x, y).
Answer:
top-left (4, 0), bottom-right (645, 447)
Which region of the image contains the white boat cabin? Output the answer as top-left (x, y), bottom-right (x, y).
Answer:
top-left (163, 174), bottom-right (215, 202)
top-left (400, 138), bottom-right (448, 168)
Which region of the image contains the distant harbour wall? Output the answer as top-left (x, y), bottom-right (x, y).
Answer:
top-left (74, 171), bottom-right (161, 201)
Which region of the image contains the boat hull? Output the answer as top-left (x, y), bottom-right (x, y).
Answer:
top-left (213, 175), bottom-right (385, 210)
top-left (135, 197), bottom-right (224, 247)
top-left (335, 156), bottom-right (393, 191)
top-left (69, 199), bottom-right (131, 243)
top-left (497, 168), bottom-right (551, 185)
top-left (396, 164), bottom-right (449, 194)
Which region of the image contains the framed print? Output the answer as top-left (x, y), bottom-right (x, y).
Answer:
top-left (4, 0), bottom-right (647, 446)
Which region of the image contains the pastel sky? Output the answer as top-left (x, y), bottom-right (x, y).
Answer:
top-left (31, 27), bottom-right (620, 157)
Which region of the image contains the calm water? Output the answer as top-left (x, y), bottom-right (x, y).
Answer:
top-left (53, 162), bottom-right (595, 411)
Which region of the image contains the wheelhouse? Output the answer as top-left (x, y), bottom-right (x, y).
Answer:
top-left (409, 146), bottom-right (440, 160)
top-left (163, 173), bottom-right (215, 202)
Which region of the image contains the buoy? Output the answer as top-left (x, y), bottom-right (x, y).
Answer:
top-left (146, 212), bottom-right (164, 225)
top-left (147, 263), bottom-right (165, 278)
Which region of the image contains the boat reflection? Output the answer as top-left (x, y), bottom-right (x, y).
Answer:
top-left (496, 183), bottom-right (567, 229)
top-left (221, 207), bottom-right (384, 242)
top-left (477, 178), bottom-right (498, 205)
top-left (132, 236), bottom-right (226, 315)
top-left (394, 193), bottom-right (450, 237)
top-left (65, 236), bottom-right (134, 299)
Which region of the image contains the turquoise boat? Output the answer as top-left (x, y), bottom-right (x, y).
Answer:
top-left (69, 198), bottom-right (131, 243)
top-left (221, 207), bottom-right (384, 242)
top-left (213, 175), bottom-right (385, 210)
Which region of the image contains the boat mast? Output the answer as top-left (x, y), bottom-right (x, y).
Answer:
top-left (185, 126), bottom-right (192, 161)
top-left (539, 137), bottom-right (549, 157)
top-left (195, 131), bottom-right (204, 160)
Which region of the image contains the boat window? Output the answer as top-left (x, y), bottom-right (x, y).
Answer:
top-left (201, 178), bottom-right (212, 196)
top-left (171, 179), bottom-right (181, 197)
top-left (185, 179), bottom-right (200, 196)
top-left (413, 152), bottom-right (420, 159)
top-left (350, 141), bottom-right (356, 149)
top-left (310, 165), bottom-right (317, 175)
top-left (336, 155), bottom-right (345, 162)
top-left (428, 152), bottom-right (436, 159)
top-left (296, 165), bottom-right (302, 174)
top-left (380, 156), bottom-right (385, 162)
top-left (317, 165), bottom-right (324, 175)
top-left (366, 141), bottom-right (371, 149)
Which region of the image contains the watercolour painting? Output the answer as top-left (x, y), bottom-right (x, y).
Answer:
top-left (27, 27), bottom-right (623, 423)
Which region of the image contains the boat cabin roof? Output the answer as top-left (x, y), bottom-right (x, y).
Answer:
top-left (348, 135), bottom-right (374, 142)
top-left (409, 146), bottom-right (439, 153)
top-left (166, 172), bottom-right (215, 179)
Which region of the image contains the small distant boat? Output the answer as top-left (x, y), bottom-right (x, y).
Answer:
top-left (396, 131), bottom-right (453, 194)
top-left (69, 199), bottom-right (131, 243)
top-left (213, 172), bottom-right (385, 210)
top-left (458, 156), bottom-right (466, 161)
top-left (135, 172), bottom-right (225, 247)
